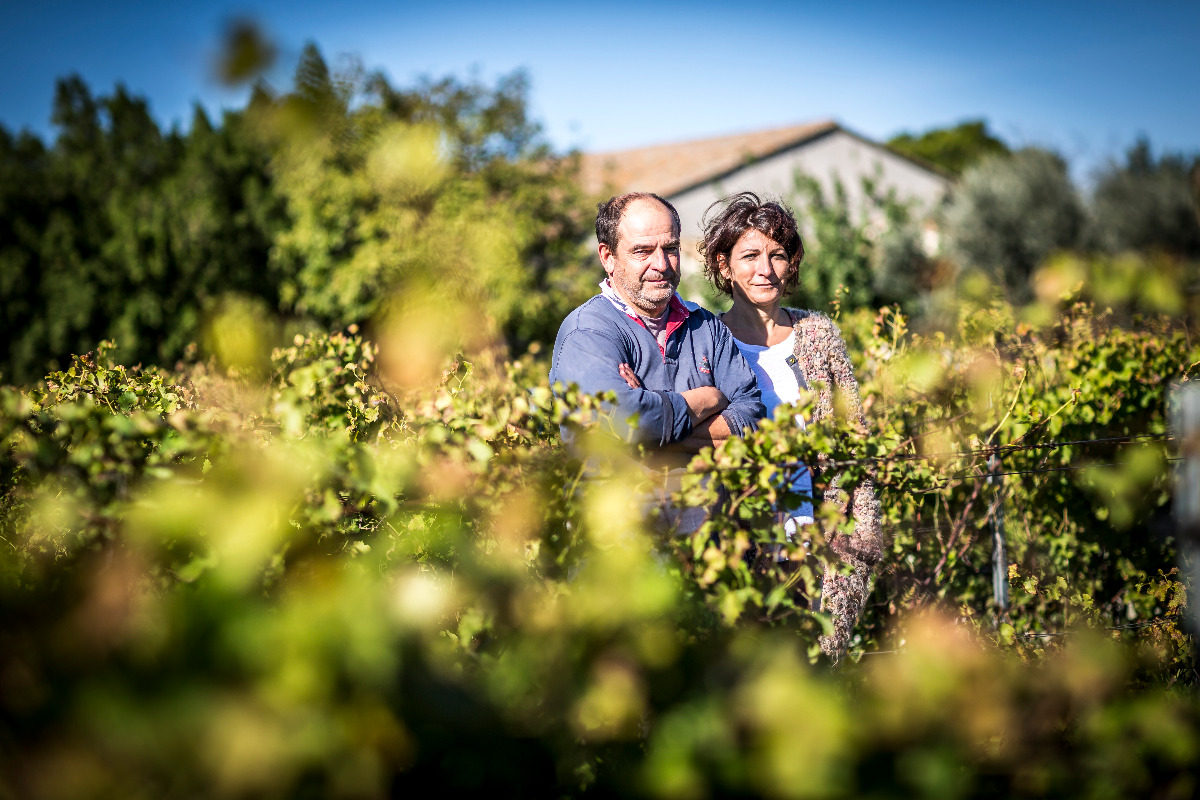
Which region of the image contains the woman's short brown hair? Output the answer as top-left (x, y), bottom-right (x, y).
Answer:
top-left (699, 192), bottom-right (804, 296)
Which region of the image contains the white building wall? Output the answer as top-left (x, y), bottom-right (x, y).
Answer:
top-left (669, 130), bottom-right (950, 294)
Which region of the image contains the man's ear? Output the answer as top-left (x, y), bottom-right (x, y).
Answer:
top-left (598, 242), bottom-right (616, 275)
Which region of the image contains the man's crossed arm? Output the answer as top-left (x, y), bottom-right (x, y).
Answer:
top-left (551, 322), bottom-right (763, 453)
top-left (618, 365), bottom-right (734, 454)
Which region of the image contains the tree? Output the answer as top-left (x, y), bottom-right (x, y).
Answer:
top-left (888, 120), bottom-right (1010, 176)
top-left (785, 175), bottom-right (938, 314)
top-left (1088, 139), bottom-right (1200, 259)
top-left (786, 175), bottom-right (874, 312)
top-left (263, 45), bottom-right (594, 348)
top-left (943, 148), bottom-right (1084, 301)
top-left (871, 199), bottom-right (938, 309)
top-left (0, 73), bottom-right (289, 383)
top-left (0, 44), bottom-right (595, 383)
top-left (0, 134), bottom-right (49, 380)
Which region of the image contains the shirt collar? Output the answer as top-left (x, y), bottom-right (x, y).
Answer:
top-left (598, 279), bottom-right (690, 324)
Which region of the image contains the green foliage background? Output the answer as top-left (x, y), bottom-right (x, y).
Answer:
top-left (887, 119), bottom-right (1010, 176)
top-left (0, 45), bottom-right (597, 385)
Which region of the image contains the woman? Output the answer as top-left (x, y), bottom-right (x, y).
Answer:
top-left (699, 191), bottom-right (883, 661)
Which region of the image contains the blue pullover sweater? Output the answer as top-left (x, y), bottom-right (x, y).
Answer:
top-left (549, 293), bottom-right (764, 447)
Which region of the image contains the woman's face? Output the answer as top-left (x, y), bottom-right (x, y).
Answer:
top-left (721, 227), bottom-right (791, 309)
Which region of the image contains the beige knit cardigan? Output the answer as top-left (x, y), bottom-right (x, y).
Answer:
top-left (784, 308), bottom-right (884, 661)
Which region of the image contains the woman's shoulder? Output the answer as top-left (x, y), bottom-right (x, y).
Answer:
top-left (785, 308), bottom-right (851, 360)
top-left (785, 307), bottom-right (842, 336)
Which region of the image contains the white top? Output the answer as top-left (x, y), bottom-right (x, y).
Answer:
top-left (731, 329), bottom-right (814, 529)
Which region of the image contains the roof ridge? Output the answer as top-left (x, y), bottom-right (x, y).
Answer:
top-left (586, 119), bottom-right (840, 158)
top-left (579, 119), bottom-right (841, 197)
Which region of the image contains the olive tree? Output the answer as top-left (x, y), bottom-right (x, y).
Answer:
top-left (944, 148), bottom-right (1084, 301)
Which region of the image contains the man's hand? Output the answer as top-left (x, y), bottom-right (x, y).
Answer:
top-left (679, 386), bottom-right (728, 427)
top-left (616, 363), bottom-right (731, 458)
top-left (671, 413), bottom-right (734, 452)
top-left (620, 364), bottom-right (727, 425)
top-left (653, 413), bottom-right (736, 461)
top-left (618, 363), bottom-right (643, 389)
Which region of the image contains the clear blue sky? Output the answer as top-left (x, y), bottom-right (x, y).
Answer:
top-left (3, 0), bottom-right (1197, 182)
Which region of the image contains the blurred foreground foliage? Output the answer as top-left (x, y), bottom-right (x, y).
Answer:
top-left (3, 272), bottom-right (1199, 797)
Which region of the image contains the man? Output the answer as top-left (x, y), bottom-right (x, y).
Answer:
top-left (550, 192), bottom-right (764, 463)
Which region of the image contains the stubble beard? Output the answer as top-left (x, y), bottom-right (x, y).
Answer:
top-left (619, 271), bottom-right (677, 317)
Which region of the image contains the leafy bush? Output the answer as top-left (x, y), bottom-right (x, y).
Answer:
top-left (786, 175), bottom-right (938, 315)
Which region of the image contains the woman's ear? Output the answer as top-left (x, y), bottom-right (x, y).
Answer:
top-left (717, 253), bottom-right (729, 277)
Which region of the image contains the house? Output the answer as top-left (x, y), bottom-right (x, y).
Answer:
top-left (579, 120), bottom-right (951, 296)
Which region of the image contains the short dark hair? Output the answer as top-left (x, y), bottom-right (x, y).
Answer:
top-left (699, 192), bottom-right (804, 296)
top-left (595, 192), bottom-right (681, 251)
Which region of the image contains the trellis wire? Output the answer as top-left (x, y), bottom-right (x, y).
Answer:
top-left (673, 432), bottom-right (1175, 478)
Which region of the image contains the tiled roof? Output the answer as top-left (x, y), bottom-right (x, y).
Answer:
top-left (579, 120), bottom-right (840, 198)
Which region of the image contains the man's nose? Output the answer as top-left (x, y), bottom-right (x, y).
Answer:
top-left (653, 247), bottom-right (673, 271)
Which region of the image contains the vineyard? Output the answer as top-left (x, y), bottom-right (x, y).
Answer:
top-left (3, 40), bottom-right (1200, 798)
top-left (2, 288), bottom-right (1197, 797)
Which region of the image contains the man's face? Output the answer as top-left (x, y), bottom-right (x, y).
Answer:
top-left (599, 198), bottom-right (681, 317)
